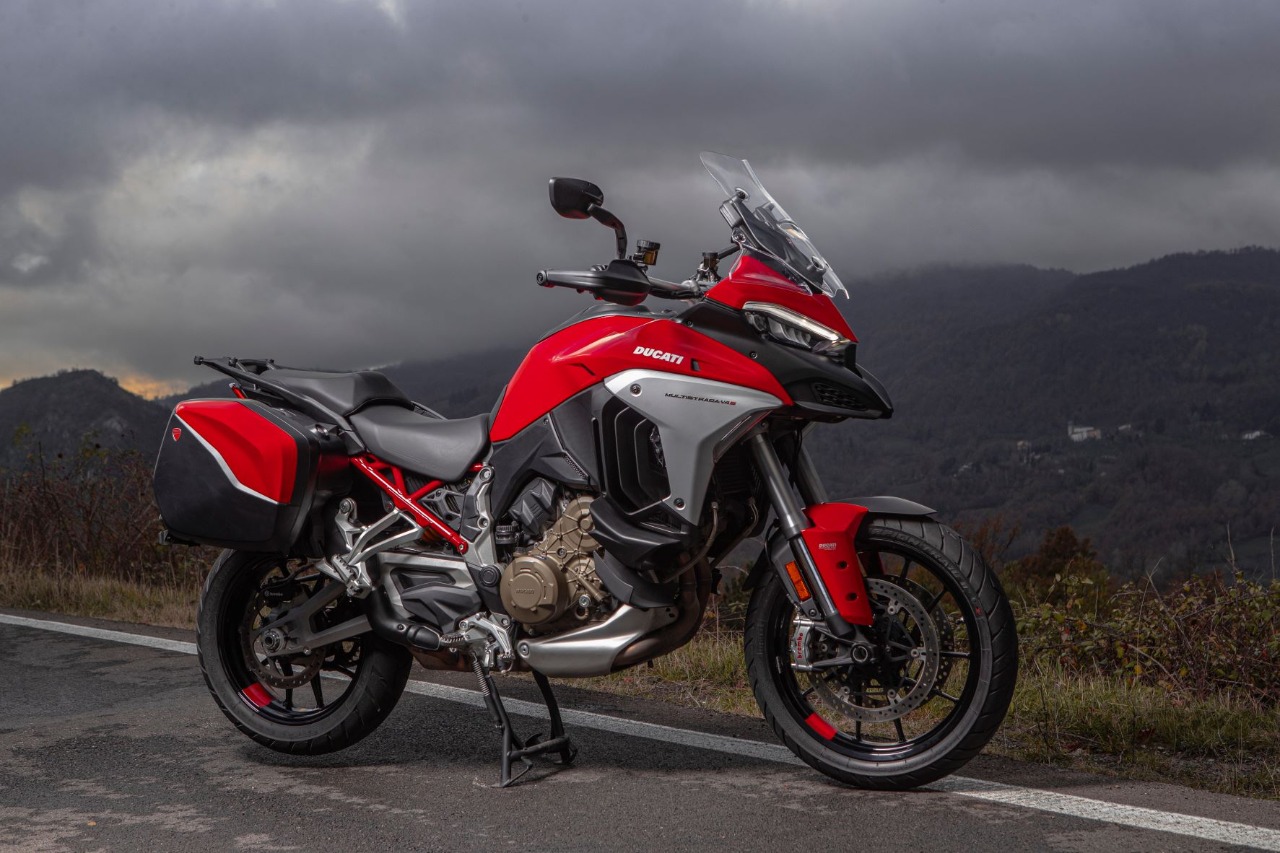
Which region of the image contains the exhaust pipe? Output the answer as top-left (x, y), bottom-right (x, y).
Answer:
top-left (612, 559), bottom-right (711, 670)
top-left (516, 559), bottom-right (713, 677)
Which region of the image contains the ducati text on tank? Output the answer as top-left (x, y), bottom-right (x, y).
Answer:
top-left (632, 346), bottom-right (684, 365)
top-left (155, 153), bottom-right (1016, 789)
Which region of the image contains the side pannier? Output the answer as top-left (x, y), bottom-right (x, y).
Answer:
top-left (153, 399), bottom-right (351, 552)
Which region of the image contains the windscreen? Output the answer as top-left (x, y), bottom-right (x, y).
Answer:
top-left (700, 152), bottom-right (847, 297)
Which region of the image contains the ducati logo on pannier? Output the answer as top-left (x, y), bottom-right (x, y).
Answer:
top-left (172, 427), bottom-right (182, 442)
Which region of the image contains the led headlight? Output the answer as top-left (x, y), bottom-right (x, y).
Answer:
top-left (742, 301), bottom-right (848, 351)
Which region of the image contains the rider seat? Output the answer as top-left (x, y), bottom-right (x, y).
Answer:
top-left (349, 406), bottom-right (490, 482)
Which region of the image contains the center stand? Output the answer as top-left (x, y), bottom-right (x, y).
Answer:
top-left (471, 655), bottom-right (578, 787)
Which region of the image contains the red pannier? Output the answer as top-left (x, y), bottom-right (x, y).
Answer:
top-left (153, 400), bottom-right (350, 552)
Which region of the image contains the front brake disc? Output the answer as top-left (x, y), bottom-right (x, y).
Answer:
top-left (801, 578), bottom-right (942, 723)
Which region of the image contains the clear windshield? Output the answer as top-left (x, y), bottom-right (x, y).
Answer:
top-left (700, 152), bottom-right (847, 297)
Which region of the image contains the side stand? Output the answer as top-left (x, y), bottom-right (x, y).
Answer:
top-left (472, 657), bottom-right (578, 787)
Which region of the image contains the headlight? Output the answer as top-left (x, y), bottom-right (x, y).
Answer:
top-left (742, 301), bottom-right (849, 351)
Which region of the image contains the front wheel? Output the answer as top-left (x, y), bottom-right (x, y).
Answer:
top-left (197, 550), bottom-right (412, 754)
top-left (745, 518), bottom-right (1017, 789)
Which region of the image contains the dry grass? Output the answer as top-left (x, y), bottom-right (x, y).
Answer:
top-left (1004, 663), bottom-right (1280, 799)
top-left (3, 566), bottom-right (1277, 799)
top-left (580, 629), bottom-right (759, 716)
top-left (1, 446), bottom-right (1275, 799)
top-left (0, 561), bottom-right (201, 628)
top-left (586, 630), bottom-right (1280, 800)
top-left (0, 440), bottom-right (210, 627)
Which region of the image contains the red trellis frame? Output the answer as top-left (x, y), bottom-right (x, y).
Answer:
top-left (350, 456), bottom-right (484, 554)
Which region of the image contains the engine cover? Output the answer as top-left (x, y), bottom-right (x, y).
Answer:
top-left (500, 496), bottom-right (605, 628)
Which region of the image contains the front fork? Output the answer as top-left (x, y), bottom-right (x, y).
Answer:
top-left (747, 432), bottom-right (857, 638)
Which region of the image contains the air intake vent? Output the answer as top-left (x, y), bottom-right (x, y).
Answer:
top-left (812, 382), bottom-right (868, 411)
top-left (599, 398), bottom-right (669, 512)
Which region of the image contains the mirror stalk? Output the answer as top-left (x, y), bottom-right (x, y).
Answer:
top-left (587, 204), bottom-right (628, 260)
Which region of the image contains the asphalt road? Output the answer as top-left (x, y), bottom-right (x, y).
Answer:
top-left (2, 609), bottom-right (1279, 852)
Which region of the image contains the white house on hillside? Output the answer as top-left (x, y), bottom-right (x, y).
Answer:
top-left (1068, 422), bottom-right (1101, 442)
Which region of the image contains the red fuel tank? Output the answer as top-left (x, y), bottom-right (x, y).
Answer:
top-left (490, 314), bottom-right (791, 442)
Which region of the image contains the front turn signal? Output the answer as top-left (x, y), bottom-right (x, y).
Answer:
top-left (785, 561), bottom-right (812, 601)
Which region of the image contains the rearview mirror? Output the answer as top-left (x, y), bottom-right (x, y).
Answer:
top-left (549, 177), bottom-right (604, 219)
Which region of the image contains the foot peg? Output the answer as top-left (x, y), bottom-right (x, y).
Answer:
top-left (471, 657), bottom-right (577, 787)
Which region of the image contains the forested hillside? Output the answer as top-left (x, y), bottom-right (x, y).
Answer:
top-left (6, 248), bottom-right (1277, 576)
top-left (811, 248), bottom-right (1280, 574)
top-left (0, 370), bottom-right (167, 472)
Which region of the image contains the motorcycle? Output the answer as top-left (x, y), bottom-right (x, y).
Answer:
top-left (154, 152), bottom-right (1016, 788)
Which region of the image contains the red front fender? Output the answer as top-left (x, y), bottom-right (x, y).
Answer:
top-left (800, 498), bottom-right (937, 626)
top-left (801, 503), bottom-right (875, 625)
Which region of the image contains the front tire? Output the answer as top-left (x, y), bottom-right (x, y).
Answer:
top-left (744, 518), bottom-right (1017, 789)
top-left (197, 550), bottom-right (412, 755)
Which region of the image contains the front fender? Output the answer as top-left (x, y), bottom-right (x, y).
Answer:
top-left (744, 497), bottom-right (937, 625)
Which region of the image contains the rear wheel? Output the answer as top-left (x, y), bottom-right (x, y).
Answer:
top-left (197, 550), bottom-right (412, 754)
top-left (745, 518), bottom-right (1017, 789)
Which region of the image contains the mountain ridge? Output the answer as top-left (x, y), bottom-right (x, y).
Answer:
top-left (4, 248), bottom-right (1276, 574)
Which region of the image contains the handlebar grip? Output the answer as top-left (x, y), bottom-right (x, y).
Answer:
top-left (536, 262), bottom-right (651, 307)
top-left (537, 269), bottom-right (602, 291)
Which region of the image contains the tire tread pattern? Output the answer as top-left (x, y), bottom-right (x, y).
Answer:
top-left (196, 550), bottom-right (412, 756)
top-left (744, 517), bottom-right (1018, 790)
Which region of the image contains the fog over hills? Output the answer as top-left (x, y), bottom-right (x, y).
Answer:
top-left (5, 248), bottom-right (1277, 575)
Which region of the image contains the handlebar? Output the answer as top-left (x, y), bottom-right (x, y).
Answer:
top-left (538, 244), bottom-right (738, 305)
top-left (538, 259), bottom-right (701, 305)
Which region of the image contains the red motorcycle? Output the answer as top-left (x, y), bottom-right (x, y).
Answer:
top-left (155, 153), bottom-right (1016, 788)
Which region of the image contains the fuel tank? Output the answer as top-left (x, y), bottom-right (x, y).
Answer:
top-left (490, 312), bottom-right (791, 442)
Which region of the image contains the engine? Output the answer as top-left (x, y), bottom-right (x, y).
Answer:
top-left (499, 493), bottom-right (608, 632)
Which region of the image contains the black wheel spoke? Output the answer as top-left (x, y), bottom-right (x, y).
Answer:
top-left (285, 688), bottom-right (294, 710)
top-left (757, 524), bottom-right (1009, 777)
top-left (311, 675), bottom-right (325, 707)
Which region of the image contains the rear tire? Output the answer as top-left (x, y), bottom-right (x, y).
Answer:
top-left (197, 550), bottom-right (412, 755)
top-left (744, 518), bottom-right (1017, 789)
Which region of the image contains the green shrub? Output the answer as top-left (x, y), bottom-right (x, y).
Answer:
top-left (1013, 528), bottom-right (1280, 703)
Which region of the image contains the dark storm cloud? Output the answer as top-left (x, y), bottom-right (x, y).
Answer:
top-left (2, 0), bottom-right (1279, 390)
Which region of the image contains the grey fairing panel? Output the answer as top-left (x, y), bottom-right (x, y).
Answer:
top-left (602, 370), bottom-right (782, 523)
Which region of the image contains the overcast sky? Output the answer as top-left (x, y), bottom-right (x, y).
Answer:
top-left (2, 0), bottom-right (1279, 395)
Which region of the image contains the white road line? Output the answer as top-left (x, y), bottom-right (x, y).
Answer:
top-left (4, 612), bottom-right (1279, 851)
top-left (929, 778), bottom-right (1280, 851)
top-left (398, 678), bottom-right (805, 765)
top-left (0, 613), bottom-right (198, 655)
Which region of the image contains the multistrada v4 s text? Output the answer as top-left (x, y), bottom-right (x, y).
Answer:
top-left (154, 153), bottom-right (1017, 788)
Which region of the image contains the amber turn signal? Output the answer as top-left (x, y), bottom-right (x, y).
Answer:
top-left (785, 561), bottom-right (811, 601)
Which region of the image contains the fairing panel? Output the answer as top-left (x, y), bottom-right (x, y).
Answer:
top-left (707, 254), bottom-right (856, 342)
